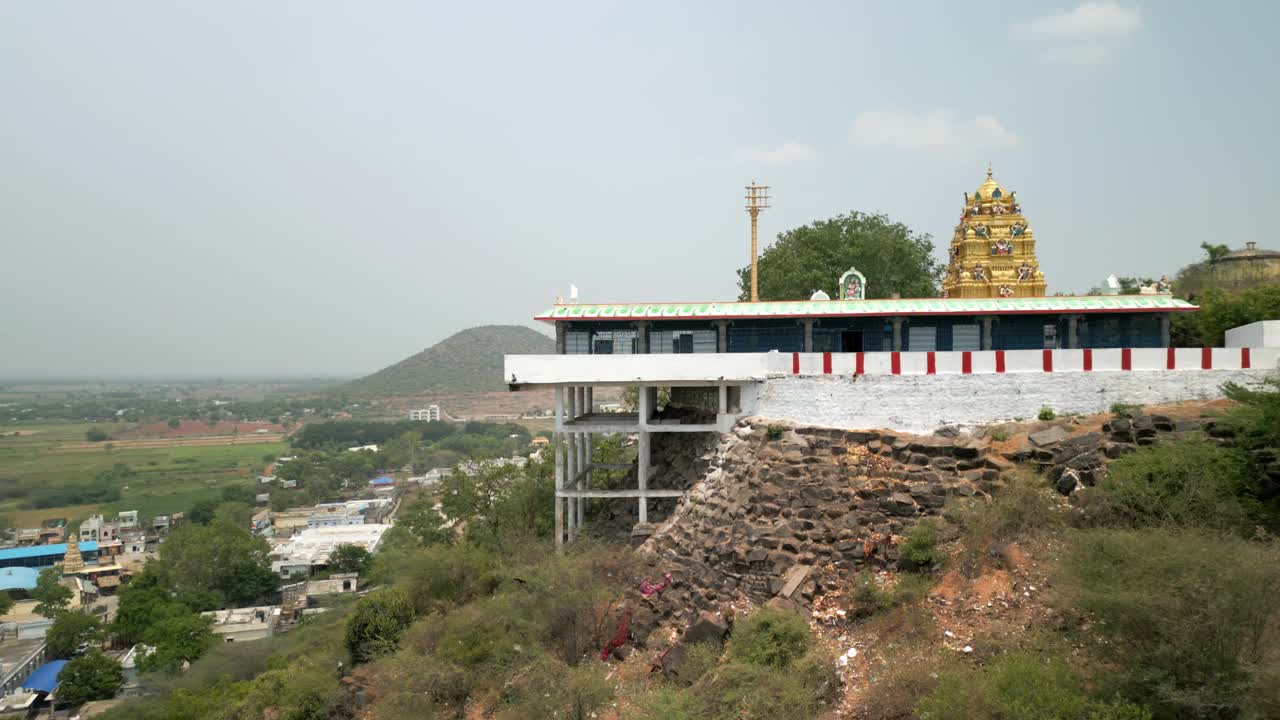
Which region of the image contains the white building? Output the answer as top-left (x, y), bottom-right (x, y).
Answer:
top-left (409, 405), bottom-right (441, 422)
top-left (116, 510), bottom-right (139, 529)
top-left (269, 524), bottom-right (390, 577)
top-left (347, 444), bottom-right (379, 453)
top-left (201, 605), bottom-right (281, 643)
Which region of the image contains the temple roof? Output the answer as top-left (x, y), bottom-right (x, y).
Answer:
top-left (536, 295), bottom-right (1196, 322)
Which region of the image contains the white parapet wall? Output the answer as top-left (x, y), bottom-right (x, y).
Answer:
top-left (506, 348), bottom-right (1279, 433)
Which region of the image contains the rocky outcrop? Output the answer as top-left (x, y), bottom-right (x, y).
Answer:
top-left (1013, 414), bottom-right (1220, 495)
top-left (635, 419), bottom-right (1012, 628)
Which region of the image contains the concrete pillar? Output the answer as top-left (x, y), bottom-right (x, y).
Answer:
top-left (715, 320), bottom-right (730, 353)
top-left (891, 317), bottom-right (905, 352)
top-left (1160, 314), bottom-right (1171, 348)
top-left (980, 316), bottom-right (994, 351)
top-left (801, 319), bottom-right (815, 352)
top-left (636, 321), bottom-right (650, 354)
top-left (637, 430), bottom-right (650, 524)
top-left (1067, 315), bottom-right (1079, 349)
top-left (553, 388), bottom-right (564, 549)
top-left (555, 322), bottom-right (566, 354)
top-left (566, 387), bottom-right (577, 541)
top-left (575, 387), bottom-right (586, 528)
top-left (637, 384), bottom-right (650, 428)
top-left (718, 385), bottom-right (728, 414)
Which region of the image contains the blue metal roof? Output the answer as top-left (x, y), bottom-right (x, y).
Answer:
top-left (0, 542), bottom-right (98, 563)
top-left (0, 566), bottom-right (40, 591)
top-left (22, 660), bottom-right (67, 694)
top-left (369, 476), bottom-right (395, 485)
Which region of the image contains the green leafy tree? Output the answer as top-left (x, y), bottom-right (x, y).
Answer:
top-left (32, 566), bottom-right (73, 617)
top-left (187, 499), bottom-right (219, 525)
top-left (138, 611), bottom-right (216, 673)
top-left (345, 587), bottom-right (415, 664)
top-left (112, 568), bottom-right (174, 645)
top-left (1171, 286), bottom-right (1280, 347)
top-left (46, 610), bottom-right (102, 659)
top-left (1201, 241), bottom-right (1230, 263)
top-left (0, 591), bottom-right (14, 617)
top-left (736, 211), bottom-right (943, 301)
top-left (388, 499), bottom-right (453, 548)
top-left (155, 519), bottom-right (278, 610)
top-left (84, 428), bottom-right (109, 442)
top-left (328, 543), bottom-right (371, 575)
top-left (55, 650), bottom-right (125, 706)
top-left (167, 417), bottom-right (181, 429)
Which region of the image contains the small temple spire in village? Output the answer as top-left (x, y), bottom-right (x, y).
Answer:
top-left (942, 167), bottom-right (1047, 299)
top-left (62, 535), bottom-right (85, 573)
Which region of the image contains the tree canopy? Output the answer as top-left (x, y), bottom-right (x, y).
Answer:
top-left (154, 519), bottom-right (278, 610)
top-left (55, 650), bottom-right (125, 706)
top-left (32, 566), bottom-right (73, 618)
top-left (1171, 286), bottom-right (1280, 347)
top-left (736, 211), bottom-right (943, 301)
top-left (46, 610), bottom-right (102, 659)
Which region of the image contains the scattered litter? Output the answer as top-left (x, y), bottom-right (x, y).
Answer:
top-left (944, 630), bottom-right (954, 638)
top-left (962, 645), bottom-right (973, 654)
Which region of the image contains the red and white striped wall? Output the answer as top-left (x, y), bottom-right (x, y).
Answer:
top-left (770, 347), bottom-right (1280, 377)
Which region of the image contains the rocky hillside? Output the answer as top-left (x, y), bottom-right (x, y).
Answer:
top-left (337, 325), bottom-right (553, 397)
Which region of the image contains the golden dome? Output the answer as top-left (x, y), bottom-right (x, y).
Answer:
top-left (973, 165), bottom-right (1006, 200)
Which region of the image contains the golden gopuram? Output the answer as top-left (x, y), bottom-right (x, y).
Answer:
top-left (942, 167), bottom-right (1047, 299)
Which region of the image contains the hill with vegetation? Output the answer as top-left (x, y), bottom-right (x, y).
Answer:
top-left (338, 325), bottom-right (553, 397)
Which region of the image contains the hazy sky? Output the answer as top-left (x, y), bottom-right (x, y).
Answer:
top-left (3, 2), bottom-right (1277, 378)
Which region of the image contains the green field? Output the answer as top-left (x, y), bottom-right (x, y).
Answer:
top-left (0, 422), bottom-right (283, 529)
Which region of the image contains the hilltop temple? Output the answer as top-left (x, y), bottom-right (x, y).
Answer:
top-left (942, 167), bottom-right (1046, 299)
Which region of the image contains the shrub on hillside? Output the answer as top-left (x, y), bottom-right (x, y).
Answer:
top-left (346, 587), bottom-right (415, 665)
top-left (1057, 528), bottom-right (1280, 718)
top-left (630, 643), bottom-right (837, 720)
top-left (916, 654), bottom-right (1151, 720)
top-left (374, 543), bottom-right (499, 616)
top-left (726, 608), bottom-right (810, 669)
top-left (1110, 402), bottom-right (1142, 418)
top-left (1038, 406), bottom-right (1056, 421)
top-left (1087, 436), bottom-right (1255, 533)
top-left (900, 519), bottom-right (942, 568)
top-left (945, 472), bottom-right (1062, 574)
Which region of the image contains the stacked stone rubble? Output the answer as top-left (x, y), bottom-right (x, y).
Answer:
top-left (635, 419), bottom-right (1012, 628)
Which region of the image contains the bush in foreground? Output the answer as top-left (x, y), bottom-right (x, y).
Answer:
top-left (346, 587), bottom-right (415, 665)
top-left (916, 654), bottom-right (1150, 720)
top-left (1087, 436), bottom-right (1255, 533)
top-left (1057, 528), bottom-right (1280, 718)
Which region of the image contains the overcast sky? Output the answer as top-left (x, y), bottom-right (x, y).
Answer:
top-left (3, 1), bottom-right (1277, 378)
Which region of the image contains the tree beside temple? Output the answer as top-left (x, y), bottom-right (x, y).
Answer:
top-left (736, 211), bottom-right (943, 301)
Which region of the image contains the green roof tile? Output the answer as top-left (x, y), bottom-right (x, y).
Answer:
top-left (537, 295), bottom-right (1196, 322)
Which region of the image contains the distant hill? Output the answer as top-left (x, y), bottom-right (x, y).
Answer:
top-left (338, 325), bottom-right (553, 397)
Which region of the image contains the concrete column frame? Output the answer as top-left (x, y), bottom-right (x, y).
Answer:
top-left (636, 321), bottom-right (650, 354)
top-left (980, 316), bottom-right (994, 351)
top-left (892, 317), bottom-right (905, 352)
top-left (801, 319), bottom-right (815, 352)
top-left (715, 320), bottom-right (730, 353)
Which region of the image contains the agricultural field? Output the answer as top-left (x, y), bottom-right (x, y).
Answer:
top-left (0, 422), bottom-right (283, 529)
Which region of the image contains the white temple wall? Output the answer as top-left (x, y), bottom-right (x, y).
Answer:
top-left (749, 369), bottom-right (1278, 435)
